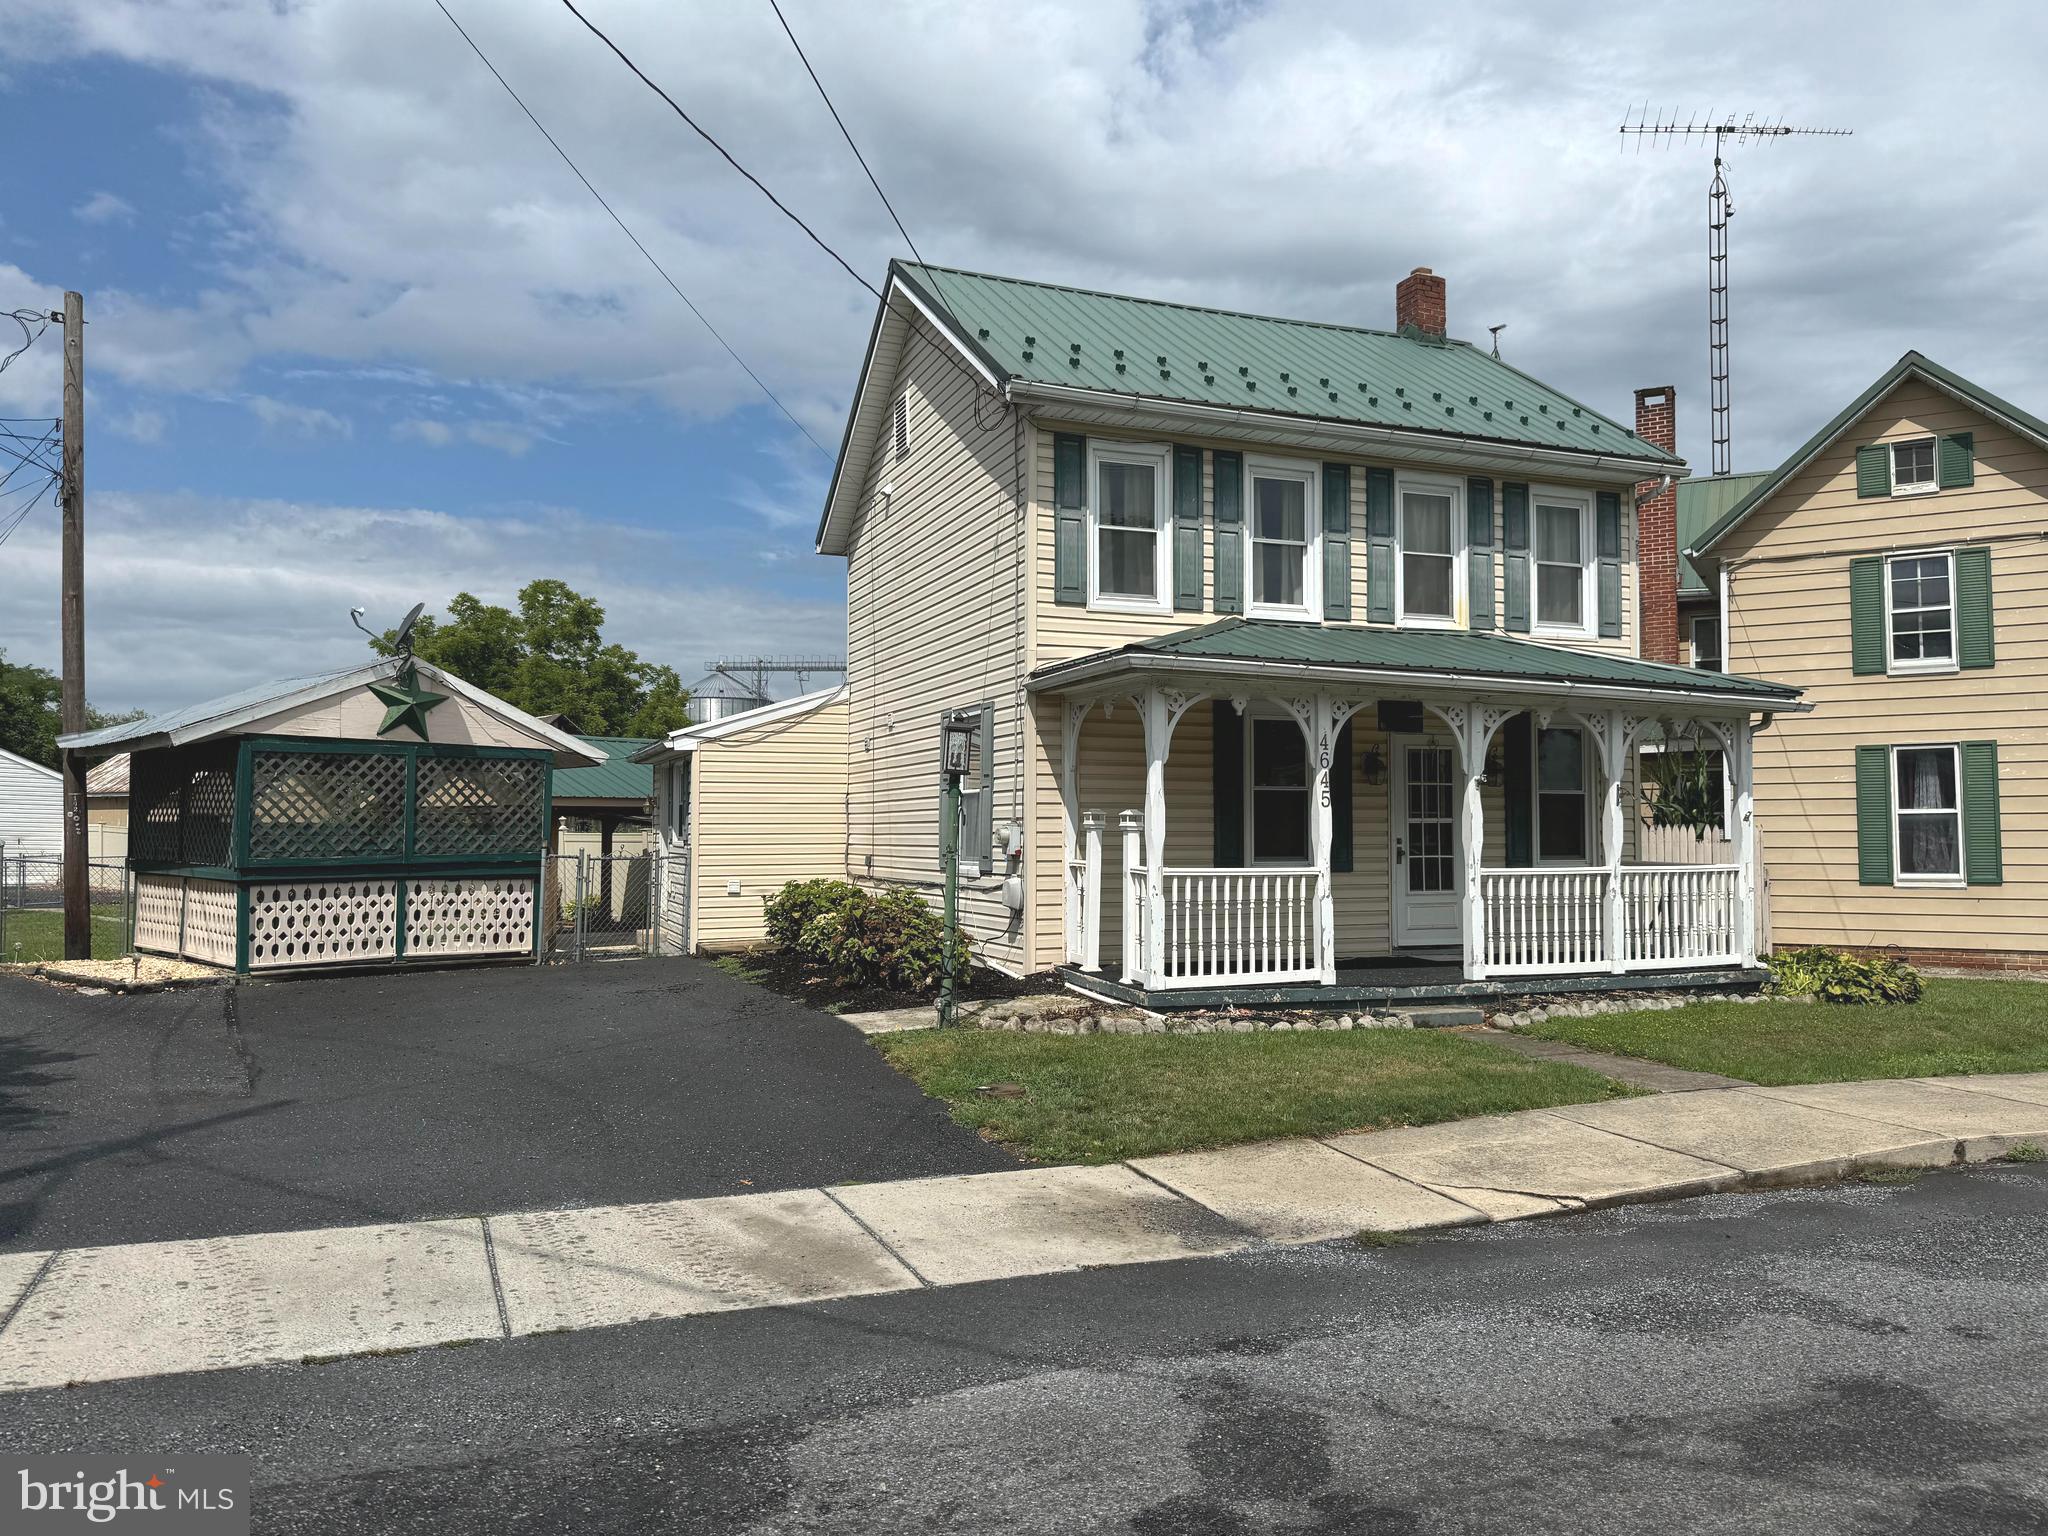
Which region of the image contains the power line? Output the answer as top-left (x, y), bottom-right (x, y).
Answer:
top-left (0, 309), bottom-right (49, 378)
top-left (431, 0), bottom-right (829, 458)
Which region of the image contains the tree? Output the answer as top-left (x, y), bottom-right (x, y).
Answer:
top-left (373, 580), bottom-right (690, 737)
top-left (0, 650), bottom-right (146, 769)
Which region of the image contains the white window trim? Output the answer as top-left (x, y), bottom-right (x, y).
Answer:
top-left (1085, 439), bottom-right (1173, 614)
top-left (1690, 614), bottom-right (1723, 671)
top-left (1243, 706), bottom-right (1314, 867)
top-left (1889, 437), bottom-right (1938, 498)
top-left (1394, 472), bottom-right (1465, 629)
top-left (1532, 723), bottom-right (1594, 866)
top-left (1891, 742), bottom-right (1965, 888)
top-left (1884, 547), bottom-right (1960, 677)
top-left (1528, 486), bottom-right (1597, 640)
top-left (1241, 453), bottom-right (1322, 622)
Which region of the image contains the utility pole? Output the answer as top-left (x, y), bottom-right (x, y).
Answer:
top-left (59, 291), bottom-right (87, 961)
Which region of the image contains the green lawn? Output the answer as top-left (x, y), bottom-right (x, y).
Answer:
top-left (1524, 979), bottom-right (2048, 1086)
top-left (1, 905), bottom-right (128, 963)
top-left (873, 1027), bottom-right (1637, 1164)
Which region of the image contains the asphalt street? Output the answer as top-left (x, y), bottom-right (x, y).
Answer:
top-left (4, 1163), bottom-right (2042, 1534)
top-left (0, 960), bottom-right (1013, 1251)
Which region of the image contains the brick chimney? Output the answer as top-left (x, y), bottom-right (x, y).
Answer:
top-left (1395, 267), bottom-right (1446, 339)
top-left (1634, 385), bottom-right (1680, 664)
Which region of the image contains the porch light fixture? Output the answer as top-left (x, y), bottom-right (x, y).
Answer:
top-left (1358, 745), bottom-right (1386, 786)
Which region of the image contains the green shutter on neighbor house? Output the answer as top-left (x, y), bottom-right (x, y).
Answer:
top-left (1855, 443), bottom-right (1891, 499)
top-left (1323, 462), bottom-right (1352, 621)
top-left (1502, 712), bottom-right (1533, 866)
top-left (1212, 450), bottom-right (1244, 615)
top-left (970, 703), bottom-right (995, 867)
top-left (1053, 433), bottom-right (1087, 604)
top-left (1212, 700), bottom-right (1244, 866)
top-left (1855, 745), bottom-right (1893, 885)
top-left (1466, 477), bottom-right (1495, 630)
top-left (1365, 467), bottom-right (1395, 623)
top-left (1332, 719), bottom-right (1354, 873)
top-left (1961, 740), bottom-right (2003, 886)
top-left (1938, 431), bottom-right (1975, 489)
top-left (1502, 482), bottom-right (1531, 633)
top-left (1596, 490), bottom-right (1623, 639)
top-left (1849, 556), bottom-right (1886, 676)
top-left (1173, 444), bottom-right (1204, 611)
top-left (1956, 545), bottom-right (1995, 669)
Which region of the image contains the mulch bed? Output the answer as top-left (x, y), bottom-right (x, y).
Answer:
top-left (718, 947), bottom-right (1064, 1015)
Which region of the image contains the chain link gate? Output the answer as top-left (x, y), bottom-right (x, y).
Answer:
top-left (543, 849), bottom-right (668, 961)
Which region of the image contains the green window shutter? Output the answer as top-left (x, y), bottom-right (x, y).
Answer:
top-left (972, 703), bottom-right (995, 866)
top-left (1466, 477), bottom-right (1495, 630)
top-left (1956, 545), bottom-right (1995, 669)
top-left (1961, 740), bottom-right (2003, 886)
top-left (1855, 745), bottom-right (1893, 886)
top-left (1212, 701), bottom-right (1244, 866)
top-left (1855, 443), bottom-right (1891, 499)
top-left (1212, 450), bottom-right (1244, 615)
top-left (1053, 433), bottom-right (1086, 605)
top-left (1365, 467), bottom-right (1395, 623)
top-left (1849, 556), bottom-right (1885, 676)
top-left (1502, 713), bottom-right (1533, 866)
top-left (1938, 431), bottom-right (1975, 489)
top-left (1172, 444), bottom-right (1204, 611)
top-left (1322, 462), bottom-right (1352, 621)
top-left (1331, 719), bottom-right (1354, 873)
top-left (1596, 490), bottom-right (1623, 640)
top-left (1502, 482), bottom-right (1531, 633)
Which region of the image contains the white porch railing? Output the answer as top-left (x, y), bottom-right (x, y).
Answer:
top-left (1619, 865), bottom-right (1740, 969)
top-left (1479, 869), bottom-right (1608, 975)
top-left (1156, 867), bottom-right (1319, 987)
top-left (1123, 865), bottom-right (1149, 985)
top-left (1065, 857), bottom-right (1088, 964)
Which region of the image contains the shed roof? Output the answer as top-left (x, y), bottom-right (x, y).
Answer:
top-left (553, 736), bottom-right (655, 803)
top-left (631, 685), bottom-right (848, 762)
top-left (1676, 473), bottom-right (1770, 596)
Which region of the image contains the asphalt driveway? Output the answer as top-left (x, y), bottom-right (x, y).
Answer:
top-left (0, 958), bottom-right (1012, 1252)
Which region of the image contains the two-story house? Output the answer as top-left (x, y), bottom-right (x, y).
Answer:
top-left (1687, 352), bottom-right (2040, 971)
top-left (749, 261), bottom-right (1806, 1004)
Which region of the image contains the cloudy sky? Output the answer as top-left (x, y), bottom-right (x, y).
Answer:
top-left (1, 0), bottom-right (2043, 711)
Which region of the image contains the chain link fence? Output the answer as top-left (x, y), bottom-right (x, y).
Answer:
top-left (0, 850), bottom-right (135, 964)
top-left (542, 850), bottom-right (670, 961)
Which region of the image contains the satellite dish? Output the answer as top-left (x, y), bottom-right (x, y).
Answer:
top-left (393, 602), bottom-right (426, 657)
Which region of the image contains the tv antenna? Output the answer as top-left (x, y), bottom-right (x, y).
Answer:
top-left (351, 601), bottom-right (427, 658)
top-left (1619, 109), bottom-right (1851, 474)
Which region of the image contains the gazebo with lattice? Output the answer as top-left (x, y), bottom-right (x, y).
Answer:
top-left (58, 656), bottom-right (601, 974)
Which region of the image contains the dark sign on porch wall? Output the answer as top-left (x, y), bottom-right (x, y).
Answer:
top-left (1376, 700), bottom-right (1423, 734)
top-left (1502, 712), bottom-right (1535, 867)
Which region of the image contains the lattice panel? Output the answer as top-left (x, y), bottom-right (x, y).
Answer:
top-left (406, 877), bottom-right (536, 958)
top-left (129, 754), bottom-right (186, 864)
top-left (134, 874), bottom-right (185, 955)
top-left (181, 880), bottom-right (239, 968)
top-left (183, 767), bottom-right (236, 867)
top-left (249, 750), bottom-right (406, 863)
top-left (414, 756), bottom-right (546, 856)
top-left (248, 880), bottom-right (399, 969)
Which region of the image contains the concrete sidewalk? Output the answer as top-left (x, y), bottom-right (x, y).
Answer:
top-left (4, 1072), bottom-right (2047, 1396)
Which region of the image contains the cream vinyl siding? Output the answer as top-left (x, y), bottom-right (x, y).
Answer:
top-left (843, 313), bottom-right (1031, 972)
top-left (1718, 378), bottom-right (2048, 953)
top-left (689, 698), bottom-right (849, 952)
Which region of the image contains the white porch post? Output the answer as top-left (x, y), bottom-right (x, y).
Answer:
top-left (1060, 699), bottom-right (1091, 964)
top-left (1310, 692), bottom-right (1337, 986)
top-left (1598, 707), bottom-right (1627, 974)
top-left (1732, 720), bottom-right (1758, 968)
top-left (1140, 686), bottom-right (1169, 991)
top-left (1459, 716), bottom-right (1487, 982)
top-left (1079, 810), bottom-right (1105, 972)
top-left (1118, 809), bottom-right (1143, 985)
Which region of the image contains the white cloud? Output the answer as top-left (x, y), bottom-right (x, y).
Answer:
top-left (243, 392), bottom-right (352, 439)
top-left (73, 190), bottom-right (136, 225)
top-left (108, 406), bottom-right (167, 443)
top-left (394, 416), bottom-right (534, 455)
top-left (393, 417), bottom-right (454, 447)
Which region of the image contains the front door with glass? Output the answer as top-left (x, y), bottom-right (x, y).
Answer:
top-left (1391, 736), bottom-right (1460, 949)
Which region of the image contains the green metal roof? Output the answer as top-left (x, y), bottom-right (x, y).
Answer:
top-left (895, 263), bottom-right (1683, 466)
top-left (1032, 618), bottom-right (1800, 704)
top-left (552, 736), bottom-right (655, 803)
top-left (1676, 473), bottom-right (1770, 596)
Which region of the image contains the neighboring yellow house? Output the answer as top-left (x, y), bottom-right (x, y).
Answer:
top-left (636, 687), bottom-right (848, 954)
top-left (1688, 352), bottom-right (2040, 970)
top-left (798, 261), bottom-right (1805, 1006)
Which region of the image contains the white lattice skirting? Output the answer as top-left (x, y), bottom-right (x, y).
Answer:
top-left (134, 873), bottom-right (184, 956)
top-left (406, 877), bottom-right (536, 958)
top-left (248, 880), bottom-right (400, 970)
top-left (182, 880), bottom-right (239, 968)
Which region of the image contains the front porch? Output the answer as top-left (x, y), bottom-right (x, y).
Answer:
top-left (1040, 620), bottom-right (1803, 998)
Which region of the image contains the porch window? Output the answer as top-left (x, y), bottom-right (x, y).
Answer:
top-left (1533, 495), bottom-right (1590, 632)
top-left (1248, 462), bottom-right (1316, 616)
top-left (1088, 443), bottom-right (1170, 609)
top-left (1247, 716), bottom-right (1310, 863)
top-left (1535, 726), bottom-right (1588, 862)
top-left (1890, 438), bottom-right (1936, 496)
top-left (1887, 551), bottom-right (1955, 672)
top-left (1399, 482), bottom-right (1459, 623)
top-left (1893, 745), bottom-right (1962, 882)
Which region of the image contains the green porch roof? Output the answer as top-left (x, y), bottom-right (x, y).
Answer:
top-left (894, 263), bottom-right (1683, 466)
top-left (551, 736), bottom-right (655, 803)
top-left (1030, 618), bottom-right (1800, 705)
top-left (1677, 473), bottom-right (1770, 596)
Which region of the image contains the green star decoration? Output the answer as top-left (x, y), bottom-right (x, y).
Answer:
top-left (369, 662), bottom-right (448, 739)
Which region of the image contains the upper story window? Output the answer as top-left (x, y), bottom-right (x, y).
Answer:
top-left (1532, 492), bottom-right (1592, 635)
top-left (1398, 476), bottom-right (1461, 626)
top-left (1087, 441), bottom-right (1170, 611)
top-left (1691, 615), bottom-right (1723, 671)
top-left (1246, 457), bottom-right (1319, 619)
top-left (1888, 551), bottom-right (1955, 673)
top-left (1890, 438), bottom-right (1936, 495)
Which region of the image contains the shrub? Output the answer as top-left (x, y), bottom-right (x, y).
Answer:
top-left (767, 880), bottom-right (972, 996)
top-left (1768, 946), bottom-right (1923, 1005)
top-left (763, 879), bottom-right (866, 951)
